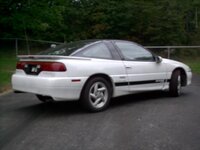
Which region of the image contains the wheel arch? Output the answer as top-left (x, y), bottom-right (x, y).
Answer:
top-left (171, 67), bottom-right (187, 86)
top-left (80, 73), bottom-right (114, 98)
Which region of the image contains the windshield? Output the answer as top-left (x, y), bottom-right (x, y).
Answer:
top-left (39, 40), bottom-right (99, 56)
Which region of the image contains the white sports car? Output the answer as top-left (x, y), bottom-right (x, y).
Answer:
top-left (12, 40), bottom-right (192, 112)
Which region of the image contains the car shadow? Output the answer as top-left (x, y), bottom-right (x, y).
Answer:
top-left (15, 100), bottom-right (84, 116)
top-left (110, 91), bottom-right (170, 108)
top-left (14, 90), bottom-right (180, 116)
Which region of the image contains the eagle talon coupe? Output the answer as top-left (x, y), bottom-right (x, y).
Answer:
top-left (12, 40), bottom-right (192, 112)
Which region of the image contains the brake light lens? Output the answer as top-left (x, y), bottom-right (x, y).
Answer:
top-left (41, 62), bottom-right (66, 71)
top-left (16, 61), bottom-right (66, 72)
top-left (16, 61), bottom-right (25, 70)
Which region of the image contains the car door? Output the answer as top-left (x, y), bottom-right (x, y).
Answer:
top-left (73, 41), bottom-right (130, 95)
top-left (114, 41), bottom-right (167, 91)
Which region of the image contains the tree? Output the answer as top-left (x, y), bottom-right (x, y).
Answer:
top-left (0, 0), bottom-right (200, 45)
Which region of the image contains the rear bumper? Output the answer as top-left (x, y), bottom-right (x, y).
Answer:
top-left (12, 74), bottom-right (87, 101)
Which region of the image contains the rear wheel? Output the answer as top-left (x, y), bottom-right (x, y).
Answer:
top-left (169, 70), bottom-right (182, 97)
top-left (80, 77), bottom-right (112, 112)
top-left (36, 95), bottom-right (53, 102)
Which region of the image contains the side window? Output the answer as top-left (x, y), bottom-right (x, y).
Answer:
top-left (73, 42), bottom-right (112, 59)
top-left (115, 41), bottom-right (154, 61)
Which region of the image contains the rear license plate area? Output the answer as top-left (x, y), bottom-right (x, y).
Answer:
top-left (24, 64), bottom-right (41, 75)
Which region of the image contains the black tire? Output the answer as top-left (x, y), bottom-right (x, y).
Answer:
top-left (36, 94), bottom-right (53, 102)
top-left (169, 70), bottom-right (182, 97)
top-left (80, 77), bottom-right (112, 112)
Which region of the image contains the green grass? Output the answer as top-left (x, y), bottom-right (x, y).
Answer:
top-left (0, 49), bottom-right (199, 93)
top-left (184, 60), bottom-right (200, 74)
top-left (0, 50), bottom-right (17, 93)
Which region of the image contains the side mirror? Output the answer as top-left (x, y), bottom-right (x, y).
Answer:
top-left (155, 56), bottom-right (162, 63)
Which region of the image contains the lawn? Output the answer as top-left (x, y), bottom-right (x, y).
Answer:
top-left (186, 60), bottom-right (200, 74)
top-left (0, 50), bottom-right (199, 93)
top-left (0, 50), bottom-right (17, 93)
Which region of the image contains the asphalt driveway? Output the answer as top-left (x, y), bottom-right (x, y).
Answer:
top-left (0, 75), bottom-right (200, 150)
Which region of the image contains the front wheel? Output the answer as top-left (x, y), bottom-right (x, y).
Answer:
top-left (169, 70), bottom-right (182, 97)
top-left (80, 77), bottom-right (112, 112)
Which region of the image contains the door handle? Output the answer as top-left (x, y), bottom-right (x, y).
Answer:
top-left (125, 66), bottom-right (132, 69)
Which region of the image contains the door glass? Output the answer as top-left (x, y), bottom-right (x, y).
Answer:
top-left (115, 41), bottom-right (154, 61)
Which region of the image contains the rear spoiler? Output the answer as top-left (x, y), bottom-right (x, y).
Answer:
top-left (17, 55), bottom-right (91, 60)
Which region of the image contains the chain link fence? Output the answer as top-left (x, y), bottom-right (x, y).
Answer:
top-left (0, 38), bottom-right (200, 92)
top-left (1, 38), bottom-right (200, 59)
top-left (145, 46), bottom-right (200, 61)
top-left (0, 38), bottom-right (63, 56)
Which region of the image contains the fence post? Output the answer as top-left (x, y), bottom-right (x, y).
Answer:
top-left (167, 47), bottom-right (170, 59)
top-left (15, 38), bottom-right (18, 57)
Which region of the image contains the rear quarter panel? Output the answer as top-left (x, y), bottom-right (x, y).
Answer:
top-left (60, 58), bottom-right (127, 82)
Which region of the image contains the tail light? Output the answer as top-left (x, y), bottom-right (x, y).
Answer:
top-left (16, 61), bottom-right (66, 72)
top-left (16, 61), bottom-right (25, 70)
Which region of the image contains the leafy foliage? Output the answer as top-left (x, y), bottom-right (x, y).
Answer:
top-left (0, 0), bottom-right (200, 45)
